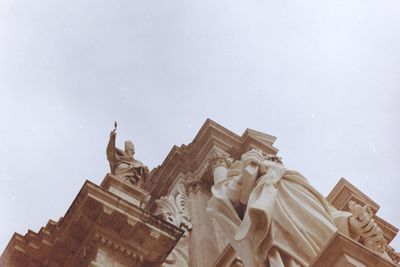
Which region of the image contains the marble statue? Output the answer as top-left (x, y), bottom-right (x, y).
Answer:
top-left (207, 149), bottom-right (389, 267)
top-left (106, 131), bottom-right (149, 187)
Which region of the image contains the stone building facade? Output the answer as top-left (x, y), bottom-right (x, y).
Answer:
top-left (1, 119), bottom-right (399, 266)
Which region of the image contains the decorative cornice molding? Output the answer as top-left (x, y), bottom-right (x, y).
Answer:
top-left (1, 181), bottom-right (184, 267)
top-left (94, 233), bottom-right (144, 264)
top-left (145, 119), bottom-right (278, 199)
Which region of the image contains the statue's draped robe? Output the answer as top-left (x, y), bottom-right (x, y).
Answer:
top-left (106, 141), bottom-right (147, 186)
top-left (207, 170), bottom-right (352, 267)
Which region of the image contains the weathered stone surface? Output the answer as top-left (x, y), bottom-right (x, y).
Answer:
top-left (107, 130), bottom-right (149, 187)
top-left (311, 233), bottom-right (396, 267)
top-left (1, 119), bottom-right (398, 267)
top-left (0, 181), bottom-right (183, 267)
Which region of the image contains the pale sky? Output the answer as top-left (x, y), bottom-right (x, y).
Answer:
top-left (1, 0), bottom-right (400, 253)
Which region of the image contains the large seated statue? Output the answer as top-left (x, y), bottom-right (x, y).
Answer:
top-left (207, 149), bottom-right (390, 267)
top-left (106, 131), bottom-right (149, 187)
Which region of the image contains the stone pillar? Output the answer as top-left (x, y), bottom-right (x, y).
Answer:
top-left (209, 152), bottom-right (232, 184)
top-left (187, 178), bottom-right (228, 267)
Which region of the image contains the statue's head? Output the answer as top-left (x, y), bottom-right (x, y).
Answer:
top-left (124, 140), bottom-right (135, 158)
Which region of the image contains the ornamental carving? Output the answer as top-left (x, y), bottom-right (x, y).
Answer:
top-left (155, 183), bottom-right (192, 267)
top-left (209, 151), bottom-right (233, 170)
top-left (155, 183), bottom-right (192, 231)
top-left (207, 148), bottom-right (398, 267)
top-left (386, 245), bottom-right (400, 265)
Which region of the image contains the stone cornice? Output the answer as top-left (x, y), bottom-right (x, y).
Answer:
top-left (327, 177), bottom-right (380, 213)
top-left (145, 119), bottom-right (278, 201)
top-left (0, 181), bottom-right (183, 267)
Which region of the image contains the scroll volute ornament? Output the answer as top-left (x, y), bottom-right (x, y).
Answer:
top-left (155, 183), bottom-right (192, 232)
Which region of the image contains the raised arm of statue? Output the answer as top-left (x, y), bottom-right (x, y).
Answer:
top-left (105, 128), bottom-right (149, 187)
top-left (106, 131), bottom-right (119, 174)
top-left (106, 131), bottom-right (114, 158)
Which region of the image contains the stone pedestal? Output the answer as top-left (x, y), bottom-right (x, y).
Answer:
top-left (213, 245), bottom-right (241, 267)
top-left (311, 232), bottom-right (396, 267)
top-left (101, 173), bottom-right (149, 207)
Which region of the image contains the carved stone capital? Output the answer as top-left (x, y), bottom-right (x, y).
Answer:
top-left (155, 183), bottom-right (193, 232)
top-left (154, 182), bottom-right (192, 267)
top-left (209, 152), bottom-right (233, 171)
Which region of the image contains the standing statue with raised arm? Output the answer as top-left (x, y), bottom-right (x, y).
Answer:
top-left (207, 149), bottom-right (391, 267)
top-left (106, 123), bottom-right (149, 187)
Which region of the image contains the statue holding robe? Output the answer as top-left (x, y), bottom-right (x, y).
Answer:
top-left (207, 149), bottom-right (388, 267)
top-left (106, 131), bottom-right (149, 187)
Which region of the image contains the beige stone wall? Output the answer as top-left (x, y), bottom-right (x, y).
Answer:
top-left (187, 188), bottom-right (228, 267)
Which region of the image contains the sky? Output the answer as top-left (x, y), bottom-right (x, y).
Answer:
top-left (1, 0), bottom-right (400, 254)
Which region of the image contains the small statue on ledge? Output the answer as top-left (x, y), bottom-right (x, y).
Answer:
top-left (106, 122), bottom-right (149, 187)
top-left (349, 200), bottom-right (387, 253)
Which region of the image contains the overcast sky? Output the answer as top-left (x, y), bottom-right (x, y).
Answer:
top-left (1, 0), bottom-right (399, 253)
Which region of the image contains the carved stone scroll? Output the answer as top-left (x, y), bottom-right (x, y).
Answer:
top-left (154, 183), bottom-right (192, 231)
top-left (155, 183), bottom-right (192, 267)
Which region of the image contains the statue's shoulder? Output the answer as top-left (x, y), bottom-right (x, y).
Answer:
top-left (283, 170), bottom-right (309, 183)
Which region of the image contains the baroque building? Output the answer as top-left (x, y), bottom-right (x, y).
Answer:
top-left (1, 119), bottom-right (399, 267)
